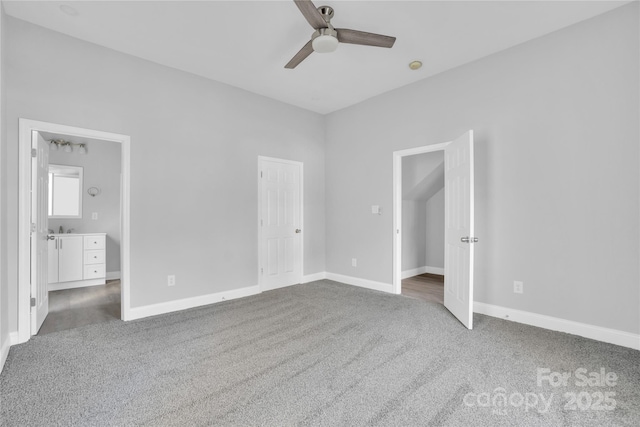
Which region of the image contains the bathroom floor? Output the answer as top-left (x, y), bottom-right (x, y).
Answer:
top-left (38, 280), bottom-right (121, 335)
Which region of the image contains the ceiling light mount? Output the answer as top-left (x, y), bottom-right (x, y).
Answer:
top-left (59, 4), bottom-right (79, 17)
top-left (409, 60), bottom-right (423, 70)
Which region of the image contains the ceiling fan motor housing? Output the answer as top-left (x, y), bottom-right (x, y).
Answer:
top-left (318, 6), bottom-right (334, 22)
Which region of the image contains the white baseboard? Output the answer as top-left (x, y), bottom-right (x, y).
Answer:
top-left (402, 266), bottom-right (427, 279)
top-left (401, 266), bottom-right (445, 279)
top-left (474, 302), bottom-right (640, 351)
top-left (126, 285), bottom-right (261, 321)
top-left (261, 281), bottom-right (299, 292)
top-left (0, 335), bottom-right (9, 374)
top-left (106, 271), bottom-right (121, 280)
top-left (49, 278), bottom-right (106, 291)
top-left (325, 272), bottom-right (394, 294)
top-left (302, 272), bottom-right (327, 283)
top-left (424, 266), bottom-right (445, 276)
top-left (9, 332), bottom-right (19, 346)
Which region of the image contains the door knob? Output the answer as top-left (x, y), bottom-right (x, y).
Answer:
top-left (461, 237), bottom-right (478, 243)
top-left (295, 229), bottom-right (301, 234)
top-left (47, 235), bottom-right (55, 240)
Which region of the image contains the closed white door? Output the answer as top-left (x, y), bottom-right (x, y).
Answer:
top-left (58, 236), bottom-right (84, 283)
top-left (30, 132), bottom-right (50, 334)
top-left (444, 131), bottom-right (476, 329)
top-left (259, 157), bottom-right (303, 291)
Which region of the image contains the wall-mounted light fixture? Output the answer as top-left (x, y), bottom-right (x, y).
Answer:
top-left (49, 139), bottom-right (87, 154)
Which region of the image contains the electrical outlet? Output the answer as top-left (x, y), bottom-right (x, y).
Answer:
top-left (168, 275), bottom-right (176, 287)
top-left (352, 258), bottom-right (357, 267)
top-left (514, 281), bottom-right (523, 294)
top-left (91, 212), bottom-right (98, 220)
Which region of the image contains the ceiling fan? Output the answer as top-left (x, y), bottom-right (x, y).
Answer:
top-left (285, 0), bottom-right (396, 69)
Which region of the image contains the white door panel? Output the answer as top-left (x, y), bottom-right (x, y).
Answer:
top-left (444, 130), bottom-right (475, 329)
top-left (260, 158), bottom-right (302, 291)
top-left (31, 132), bottom-right (50, 334)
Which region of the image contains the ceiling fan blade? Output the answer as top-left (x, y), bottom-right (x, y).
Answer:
top-left (336, 29), bottom-right (396, 48)
top-left (285, 40), bottom-right (314, 69)
top-left (294, 0), bottom-right (328, 29)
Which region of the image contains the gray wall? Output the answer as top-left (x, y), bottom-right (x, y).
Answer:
top-left (425, 188), bottom-right (444, 269)
top-left (401, 200), bottom-right (426, 271)
top-left (5, 17), bottom-right (326, 333)
top-left (48, 140), bottom-right (122, 273)
top-left (325, 4), bottom-right (639, 333)
top-left (402, 152), bottom-right (443, 198)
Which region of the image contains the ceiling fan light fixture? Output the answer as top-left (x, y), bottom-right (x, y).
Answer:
top-left (312, 34), bottom-right (339, 53)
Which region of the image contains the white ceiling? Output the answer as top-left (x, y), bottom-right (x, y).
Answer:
top-left (3, 0), bottom-right (629, 114)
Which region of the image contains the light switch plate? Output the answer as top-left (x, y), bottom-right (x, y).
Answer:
top-left (371, 205), bottom-right (380, 215)
top-left (91, 212), bottom-right (98, 220)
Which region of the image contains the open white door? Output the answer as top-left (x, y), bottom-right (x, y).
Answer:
top-left (259, 157), bottom-right (303, 291)
top-left (444, 130), bottom-right (476, 329)
top-left (31, 131), bottom-right (50, 334)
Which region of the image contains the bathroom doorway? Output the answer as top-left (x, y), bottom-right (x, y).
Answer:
top-left (38, 131), bottom-right (123, 334)
top-left (17, 119), bottom-right (131, 343)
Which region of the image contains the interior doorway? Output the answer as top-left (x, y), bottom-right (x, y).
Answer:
top-left (392, 131), bottom-right (477, 329)
top-left (17, 119), bottom-right (131, 343)
top-left (399, 150), bottom-right (445, 305)
top-left (39, 130), bottom-right (123, 335)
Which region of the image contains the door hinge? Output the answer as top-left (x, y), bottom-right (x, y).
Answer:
top-left (260, 171), bottom-right (263, 178)
top-left (31, 223), bottom-right (36, 233)
top-left (261, 268), bottom-right (263, 274)
top-left (31, 148), bottom-right (37, 158)
top-left (31, 297), bottom-right (36, 307)
top-left (260, 219), bottom-right (263, 226)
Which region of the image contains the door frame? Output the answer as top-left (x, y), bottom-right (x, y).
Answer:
top-left (18, 118), bottom-right (132, 343)
top-left (392, 141), bottom-right (450, 295)
top-left (257, 156), bottom-right (304, 292)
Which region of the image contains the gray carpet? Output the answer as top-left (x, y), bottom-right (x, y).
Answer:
top-left (1, 280), bottom-right (639, 426)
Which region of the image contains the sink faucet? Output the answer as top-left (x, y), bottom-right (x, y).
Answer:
top-left (59, 226), bottom-right (63, 234)
top-left (67, 229), bottom-right (75, 234)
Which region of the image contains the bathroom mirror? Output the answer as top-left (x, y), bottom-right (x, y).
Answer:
top-left (48, 164), bottom-right (83, 218)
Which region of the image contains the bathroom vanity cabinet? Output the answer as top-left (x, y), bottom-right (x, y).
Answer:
top-left (48, 233), bottom-right (107, 290)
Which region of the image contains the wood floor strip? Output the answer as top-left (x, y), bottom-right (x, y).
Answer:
top-left (401, 273), bottom-right (444, 305)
